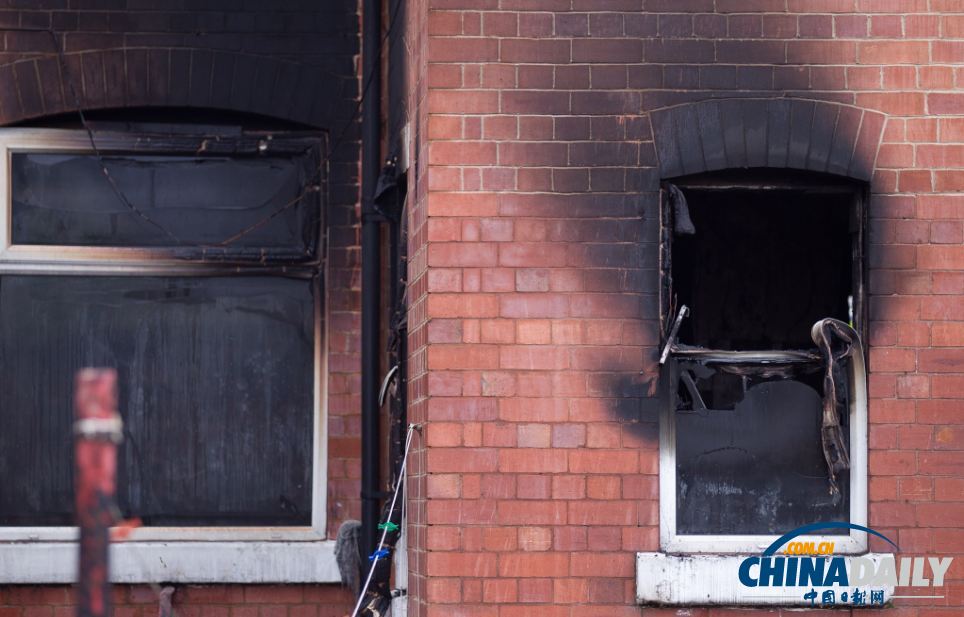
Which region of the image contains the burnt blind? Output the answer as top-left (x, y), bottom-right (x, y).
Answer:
top-left (0, 275), bottom-right (314, 526)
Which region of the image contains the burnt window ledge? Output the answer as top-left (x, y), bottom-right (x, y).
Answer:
top-left (635, 552), bottom-right (896, 606)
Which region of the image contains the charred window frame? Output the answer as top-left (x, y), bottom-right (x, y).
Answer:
top-left (0, 128), bottom-right (338, 582)
top-left (657, 170), bottom-right (869, 554)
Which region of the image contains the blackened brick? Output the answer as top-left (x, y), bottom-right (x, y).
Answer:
top-left (188, 49), bottom-right (214, 107)
top-left (80, 51), bottom-right (106, 108)
top-left (828, 105), bottom-right (863, 176)
top-left (697, 100), bottom-right (726, 170)
top-left (787, 98), bottom-right (815, 169)
top-left (101, 48), bottom-right (126, 108)
top-left (720, 99), bottom-right (746, 168)
top-left (736, 66), bottom-right (772, 90)
top-left (766, 99), bottom-right (791, 167)
top-left (650, 109), bottom-right (682, 178)
top-left (743, 99), bottom-right (769, 168)
top-left (146, 47), bottom-right (170, 102)
top-left (35, 56), bottom-right (64, 114)
top-left (676, 104), bottom-right (705, 175)
top-left (806, 102), bottom-right (839, 172)
top-left (168, 48), bottom-right (191, 105)
top-left (12, 64), bottom-right (41, 122)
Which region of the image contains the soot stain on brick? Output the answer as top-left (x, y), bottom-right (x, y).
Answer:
top-left (557, 167), bottom-right (662, 438)
top-left (603, 371), bottom-right (661, 427)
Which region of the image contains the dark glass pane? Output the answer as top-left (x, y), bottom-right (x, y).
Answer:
top-left (0, 275), bottom-right (314, 526)
top-left (12, 153), bottom-right (320, 258)
top-left (676, 363), bottom-right (849, 534)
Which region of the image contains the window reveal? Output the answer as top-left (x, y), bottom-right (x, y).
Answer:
top-left (659, 171), bottom-right (866, 542)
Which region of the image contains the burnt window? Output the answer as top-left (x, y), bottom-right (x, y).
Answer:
top-left (0, 128), bottom-right (326, 531)
top-left (658, 170), bottom-right (868, 552)
top-left (12, 152), bottom-right (318, 257)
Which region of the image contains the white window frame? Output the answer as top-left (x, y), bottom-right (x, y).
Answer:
top-left (655, 177), bottom-right (869, 556)
top-left (0, 128), bottom-right (338, 583)
top-left (658, 348), bottom-right (869, 554)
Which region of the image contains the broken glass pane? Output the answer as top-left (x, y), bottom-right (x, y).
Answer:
top-left (11, 152), bottom-right (320, 259)
top-left (675, 361), bottom-right (849, 535)
top-left (0, 275), bottom-right (314, 526)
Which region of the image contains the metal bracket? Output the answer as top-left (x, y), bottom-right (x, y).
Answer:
top-left (659, 304), bottom-right (689, 365)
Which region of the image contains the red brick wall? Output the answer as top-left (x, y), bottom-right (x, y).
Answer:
top-left (407, 1), bottom-right (964, 615)
top-left (0, 2), bottom-right (360, 615)
top-left (0, 586), bottom-right (352, 617)
top-left (403, 0), bottom-right (432, 612)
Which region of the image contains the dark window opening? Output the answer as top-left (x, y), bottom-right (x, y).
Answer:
top-left (673, 189), bottom-right (856, 350)
top-left (661, 170), bottom-right (865, 538)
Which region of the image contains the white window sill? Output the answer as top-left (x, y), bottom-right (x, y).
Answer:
top-left (636, 552), bottom-right (894, 606)
top-left (0, 541), bottom-right (340, 584)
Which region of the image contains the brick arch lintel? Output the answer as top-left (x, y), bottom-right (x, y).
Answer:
top-left (649, 97), bottom-right (886, 182)
top-left (0, 48), bottom-right (350, 129)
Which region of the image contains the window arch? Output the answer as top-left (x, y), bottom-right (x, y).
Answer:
top-left (649, 98), bottom-right (886, 183)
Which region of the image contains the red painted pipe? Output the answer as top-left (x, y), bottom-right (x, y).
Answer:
top-left (75, 368), bottom-right (122, 617)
